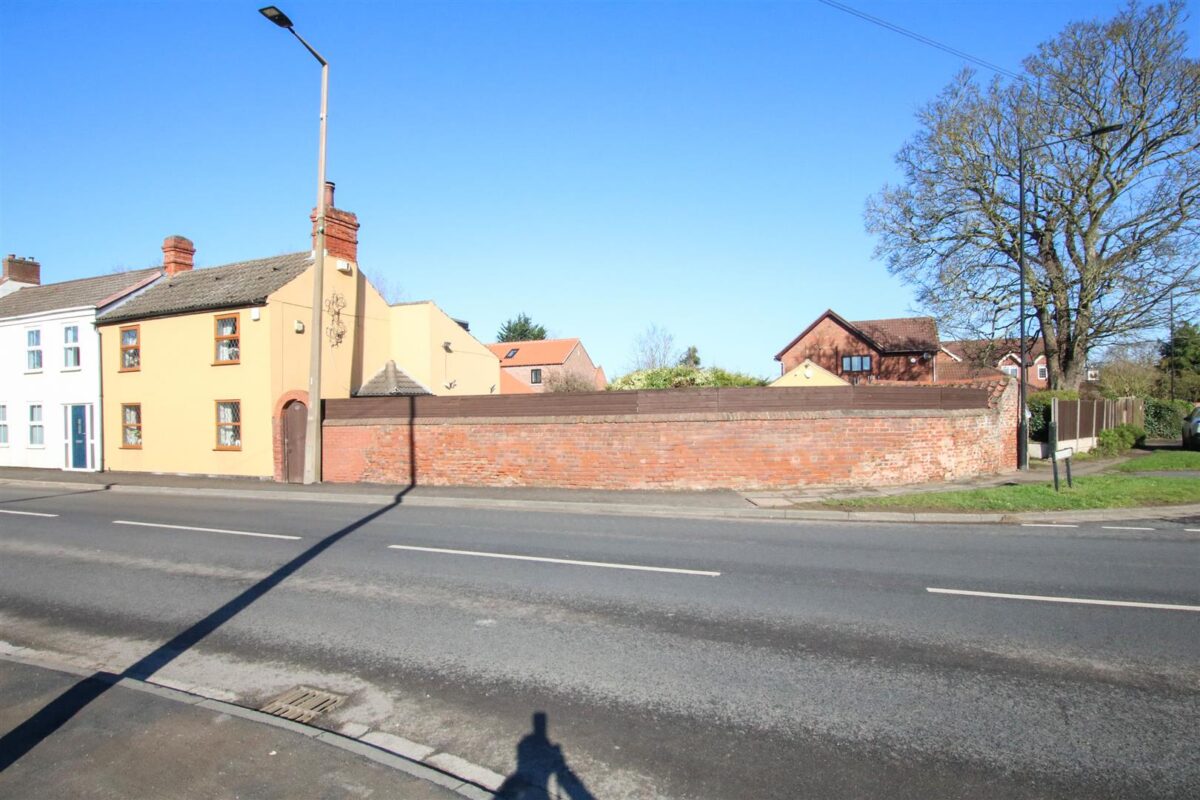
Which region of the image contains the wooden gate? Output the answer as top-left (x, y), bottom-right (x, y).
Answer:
top-left (282, 400), bottom-right (307, 483)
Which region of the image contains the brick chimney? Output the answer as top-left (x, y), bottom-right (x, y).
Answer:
top-left (2, 255), bottom-right (41, 286)
top-left (311, 181), bottom-right (359, 262)
top-left (162, 236), bottom-right (195, 276)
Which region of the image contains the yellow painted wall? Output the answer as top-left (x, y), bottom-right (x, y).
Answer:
top-left (268, 255), bottom-right (393, 405)
top-left (389, 302), bottom-right (500, 395)
top-left (770, 359), bottom-right (849, 387)
top-left (99, 306), bottom-right (274, 476)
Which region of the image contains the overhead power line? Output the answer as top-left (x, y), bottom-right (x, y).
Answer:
top-left (815, 0), bottom-right (1027, 83)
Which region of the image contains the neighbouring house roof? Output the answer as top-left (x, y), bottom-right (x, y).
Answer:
top-left (97, 252), bottom-right (312, 324)
top-left (942, 337), bottom-right (1045, 366)
top-left (354, 360), bottom-right (432, 397)
top-left (499, 370), bottom-right (536, 394)
top-left (935, 351), bottom-right (1008, 382)
top-left (594, 365), bottom-right (608, 389)
top-left (487, 338), bottom-right (581, 367)
top-left (771, 358), bottom-right (850, 387)
top-left (774, 309), bottom-right (938, 361)
top-left (0, 268), bottom-right (161, 319)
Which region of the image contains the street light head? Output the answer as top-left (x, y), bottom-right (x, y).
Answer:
top-left (259, 6), bottom-right (294, 28)
top-left (1088, 123), bottom-right (1124, 137)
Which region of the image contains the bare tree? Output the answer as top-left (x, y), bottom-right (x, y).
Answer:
top-left (1098, 341), bottom-right (1161, 397)
top-left (866, 1), bottom-right (1200, 388)
top-left (631, 324), bottom-right (678, 371)
top-left (369, 272), bottom-right (407, 305)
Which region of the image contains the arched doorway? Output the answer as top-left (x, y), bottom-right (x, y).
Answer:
top-left (282, 400), bottom-right (307, 483)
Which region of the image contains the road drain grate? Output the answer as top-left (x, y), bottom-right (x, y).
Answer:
top-left (259, 686), bottom-right (345, 723)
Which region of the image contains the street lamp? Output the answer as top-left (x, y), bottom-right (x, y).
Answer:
top-left (259, 6), bottom-right (328, 484)
top-left (1016, 122), bottom-right (1122, 470)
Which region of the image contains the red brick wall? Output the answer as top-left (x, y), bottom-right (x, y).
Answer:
top-left (322, 381), bottom-right (1017, 490)
top-left (779, 316), bottom-right (933, 383)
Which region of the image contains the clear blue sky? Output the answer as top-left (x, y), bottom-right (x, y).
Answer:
top-left (1, 0), bottom-right (1175, 378)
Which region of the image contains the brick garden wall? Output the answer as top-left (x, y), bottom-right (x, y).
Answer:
top-left (319, 382), bottom-right (1017, 491)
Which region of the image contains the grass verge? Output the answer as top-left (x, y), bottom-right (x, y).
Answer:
top-left (1116, 450), bottom-right (1200, 472)
top-left (821, 475), bottom-right (1200, 513)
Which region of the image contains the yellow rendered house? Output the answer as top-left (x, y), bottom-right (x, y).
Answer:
top-left (96, 186), bottom-right (499, 480)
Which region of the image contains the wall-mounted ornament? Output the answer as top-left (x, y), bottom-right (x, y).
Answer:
top-left (324, 292), bottom-right (347, 348)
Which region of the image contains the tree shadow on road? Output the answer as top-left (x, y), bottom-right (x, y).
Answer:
top-left (496, 712), bottom-right (596, 800)
top-left (0, 490), bottom-right (409, 772)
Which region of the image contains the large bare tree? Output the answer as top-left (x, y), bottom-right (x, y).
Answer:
top-left (866, 1), bottom-right (1199, 388)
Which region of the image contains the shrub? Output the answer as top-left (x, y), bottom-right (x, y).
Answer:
top-left (1143, 397), bottom-right (1194, 438)
top-left (1027, 390), bottom-right (1079, 442)
top-left (1094, 423), bottom-right (1146, 456)
top-left (544, 370), bottom-right (599, 393)
top-left (608, 366), bottom-right (767, 391)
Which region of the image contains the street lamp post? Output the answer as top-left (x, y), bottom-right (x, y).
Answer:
top-left (260, 6), bottom-right (328, 484)
top-left (1015, 122), bottom-right (1122, 470)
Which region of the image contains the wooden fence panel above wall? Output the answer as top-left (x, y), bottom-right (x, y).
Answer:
top-left (324, 384), bottom-right (995, 421)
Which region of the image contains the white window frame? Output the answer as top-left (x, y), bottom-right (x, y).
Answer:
top-left (28, 404), bottom-right (44, 447)
top-left (26, 328), bottom-right (43, 372)
top-left (63, 325), bottom-right (81, 369)
top-left (0, 404), bottom-right (8, 446)
top-left (1037, 365), bottom-right (1048, 380)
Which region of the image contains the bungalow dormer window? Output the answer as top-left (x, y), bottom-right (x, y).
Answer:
top-left (215, 314), bottom-right (240, 364)
top-left (841, 355), bottom-right (872, 373)
top-left (1000, 365), bottom-right (1019, 377)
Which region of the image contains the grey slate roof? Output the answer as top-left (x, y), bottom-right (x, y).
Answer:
top-left (0, 268), bottom-right (161, 319)
top-left (355, 361), bottom-right (432, 397)
top-left (97, 252), bottom-right (312, 324)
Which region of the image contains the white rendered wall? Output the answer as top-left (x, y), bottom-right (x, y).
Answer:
top-left (0, 307), bottom-right (103, 470)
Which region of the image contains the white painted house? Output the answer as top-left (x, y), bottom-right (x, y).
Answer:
top-left (0, 257), bottom-right (161, 471)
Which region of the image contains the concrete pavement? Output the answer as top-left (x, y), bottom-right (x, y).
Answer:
top-left (0, 462), bottom-right (1197, 526)
top-left (0, 651), bottom-right (487, 800)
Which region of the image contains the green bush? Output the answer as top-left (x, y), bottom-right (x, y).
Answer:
top-left (1027, 390), bottom-right (1079, 442)
top-left (608, 366), bottom-right (767, 391)
top-left (1094, 423), bottom-right (1146, 456)
top-left (1143, 397), bottom-right (1193, 438)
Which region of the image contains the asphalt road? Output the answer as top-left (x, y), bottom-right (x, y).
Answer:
top-left (0, 485), bottom-right (1197, 799)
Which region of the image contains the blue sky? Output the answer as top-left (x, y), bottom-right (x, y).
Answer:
top-left (0, 0), bottom-right (1176, 378)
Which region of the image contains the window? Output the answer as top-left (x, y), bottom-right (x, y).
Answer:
top-left (214, 314), bottom-right (240, 364)
top-left (29, 404), bottom-right (44, 446)
top-left (505, 348), bottom-right (519, 359)
top-left (26, 329), bottom-right (42, 371)
top-left (0, 405), bottom-right (7, 445)
top-left (1037, 365), bottom-right (1048, 380)
top-left (120, 326), bottom-right (140, 371)
top-left (63, 325), bottom-right (80, 368)
top-left (121, 404), bottom-right (142, 448)
top-left (530, 368), bottom-right (543, 384)
top-left (1000, 365), bottom-right (1019, 377)
top-left (841, 355), bottom-right (872, 373)
top-left (216, 401), bottom-right (241, 450)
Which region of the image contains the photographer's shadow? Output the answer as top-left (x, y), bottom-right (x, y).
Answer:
top-left (496, 712), bottom-right (595, 800)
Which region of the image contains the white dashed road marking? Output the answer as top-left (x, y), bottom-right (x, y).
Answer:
top-left (113, 520), bottom-right (301, 541)
top-left (388, 544), bottom-right (721, 577)
top-left (0, 509), bottom-right (59, 518)
top-left (927, 587), bottom-right (1200, 613)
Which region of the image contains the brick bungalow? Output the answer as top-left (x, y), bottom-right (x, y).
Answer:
top-left (774, 310), bottom-right (940, 384)
top-left (487, 338), bottom-right (606, 393)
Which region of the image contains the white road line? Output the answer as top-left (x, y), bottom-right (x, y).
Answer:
top-left (113, 520), bottom-right (301, 541)
top-left (1021, 523), bottom-right (1079, 528)
top-left (0, 509), bottom-right (59, 518)
top-left (927, 587), bottom-right (1200, 613)
top-left (387, 544), bottom-right (721, 577)
top-left (1187, 529), bottom-right (1200, 533)
top-left (1101, 526), bottom-right (1156, 531)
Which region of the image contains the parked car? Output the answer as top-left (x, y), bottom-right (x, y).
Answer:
top-left (1184, 406), bottom-right (1200, 450)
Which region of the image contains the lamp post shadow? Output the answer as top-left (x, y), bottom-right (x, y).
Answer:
top-left (0, 490), bottom-right (409, 773)
top-left (496, 712), bottom-right (596, 800)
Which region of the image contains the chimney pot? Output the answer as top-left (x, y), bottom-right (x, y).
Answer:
top-left (324, 181), bottom-right (336, 209)
top-left (311, 181), bottom-right (359, 263)
top-left (162, 235), bottom-right (196, 276)
top-left (2, 254), bottom-right (41, 286)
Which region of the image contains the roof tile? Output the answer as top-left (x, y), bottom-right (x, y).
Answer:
top-left (0, 268), bottom-right (161, 319)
